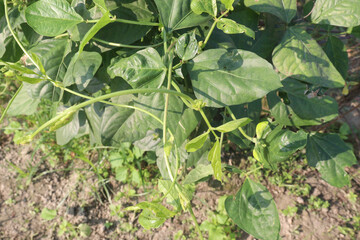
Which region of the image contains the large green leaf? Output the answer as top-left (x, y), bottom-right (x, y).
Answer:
top-left (244, 0), bottom-right (297, 23)
top-left (94, 0), bottom-right (154, 46)
top-left (63, 51), bottom-right (102, 91)
top-left (273, 27), bottom-right (345, 88)
top-left (323, 36), bottom-right (348, 79)
top-left (187, 48), bottom-right (282, 107)
top-left (25, 0), bottom-right (83, 36)
top-left (154, 0), bottom-right (211, 32)
top-left (108, 48), bottom-right (167, 89)
top-left (311, 0), bottom-right (360, 27)
top-left (268, 77), bottom-right (339, 127)
top-left (225, 178), bottom-right (280, 240)
top-left (306, 133), bottom-right (357, 188)
top-left (28, 39), bottom-right (71, 81)
top-left (56, 110), bottom-right (88, 145)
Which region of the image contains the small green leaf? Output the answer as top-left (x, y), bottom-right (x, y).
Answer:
top-left (25, 0), bottom-right (83, 36)
top-left (221, 0), bottom-right (235, 10)
top-left (255, 121), bottom-right (269, 139)
top-left (208, 140), bottom-right (222, 181)
top-left (225, 179), bottom-right (280, 240)
top-left (217, 18), bottom-right (255, 39)
top-left (78, 12), bottom-right (112, 54)
top-left (306, 133), bottom-right (357, 187)
top-left (40, 208), bottom-right (57, 221)
top-left (185, 131), bottom-right (209, 152)
top-left (191, 0), bottom-right (217, 17)
top-left (16, 75), bottom-right (44, 84)
top-left (78, 223), bottom-right (92, 237)
top-left (175, 32), bottom-right (199, 61)
top-left (214, 118), bottom-right (252, 133)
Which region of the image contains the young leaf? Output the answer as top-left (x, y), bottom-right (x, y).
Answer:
top-left (273, 27), bottom-right (345, 88)
top-left (306, 133), bottom-right (357, 188)
top-left (311, 0), bottom-right (360, 28)
top-left (244, 0), bottom-right (297, 23)
top-left (214, 118), bottom-right (252, 133)
top-left (25, 0), bottom-right (83, 36)
top-left (78, 224), bottom-right (92, 237)
top-left (187, 48), bottom-right (282, 107)
top-left (108, 48), bottom-right (167, 89)
top-left (78, 12), bottom-right (112, 54)
top-left (16, 75), bottom-right (44, 84)
top-left (208, 140), bottom-right (222, 181)
top-left (185, 131), bottom-right (209, 152)
top-left (216, 18), bottom-right (255, 39)
top-left (175, 32), bottom-right (199, 61)
top-left (225, 178), bottom-right (280, 240)
top-left (191, 0), bottom-right (217, 17)
top-left (221, 0), bottom-right (235, 11)
top-left (255, 121), bottom-right (269, 139)
top-left (40, 208), bottom-right (57, 221)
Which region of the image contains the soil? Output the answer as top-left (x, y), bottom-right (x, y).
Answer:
top-left (0, 129), bottom-right (359, 240)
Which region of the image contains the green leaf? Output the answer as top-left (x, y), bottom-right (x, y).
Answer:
top-left (208, 140), bottom-right (222, 181)
top-left (28, 39), bottom-right (71, 81)
top-left (221, 0), bottom-right (235, 10)
top-left (175, 32), bottom-right (199, 61)
top-left (40, 208), bottom-right (57, 221)
top-left (306, 133), bottom-right (357, 188)
top-left (78, 224), bottom-right (92, 237)
top-left (323, 36), bottom-right (348, 79)
top-left (225, 178), bottom-right (280, 240)
top-left (78, 12), bottom-right (112, 54)
top-left (214, 118), bottom-right (252, 133)
top-left (25, 0), bottom-right (83, 36)
top-left (94, 0), bottom-right (154, 47)
top-left (187, 48), bottom-right (282, 107)
top-left (255, 121), bottom-right (270, 139)
top-left (108, 48), bottom-right (167, 89)
top-left (56, 110), bottom-right (88, 145)
top-left (128, 201), bottom-right (176, 229)
top-left (272, 27), bottom-right (345, 88)
top-left (7, 87), bottom-right (40, 116)
top-left (244, 0), bottom-right (297, 23)
top-left (183, 164), bottom-right (214, 184)
top-left (158, 180), bottom-right (181, 210)
top-left (16, 75), bottom-right (44, 84)
top-left (63, 51), bottom-right (102, 91)
top-left (268, 77), bottom-right (339, 127)
top-left (190, 0), bottom-right (217, 17)
top-left (185, 131), bottom-right (209, 152)
top-left (154, 0), bottom-right (211, 32)
top-left (311, 0), bottom-right (360, 28)
top-left (93, 0), bottom-right (108, 14)
top-left (216, 18), bottom-right (255, 39)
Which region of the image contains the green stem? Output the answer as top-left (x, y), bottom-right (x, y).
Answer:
top-left (86, 18), bottom-right (159, 26)
top-left (24, 88), bottom-right (194, 143)
top-left (0, 83), bottom-right (23, 125)
top-left (3, 1), bottom-right (40, 70)
top-left (188, 205), bottom-right (204, 240)
top-left (172, 62), bottom-right (183, 70)
top-left (170, 81), bottom-right (193, 109)
top-left (92, 37), bottom-right (163, 49)
top-left (163, 29), bottom-right (168, 54)
top-left (200, 110), bottom-right (219, 140)
top-left (226, 106), bottom-right (256, 143)
top-left (202, 10), bottom-right (229, 49)
top-left (163, 52), bottom-right (174, 181)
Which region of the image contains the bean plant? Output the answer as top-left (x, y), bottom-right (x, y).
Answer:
top-left (0, 0), bottom-right (359, 239)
